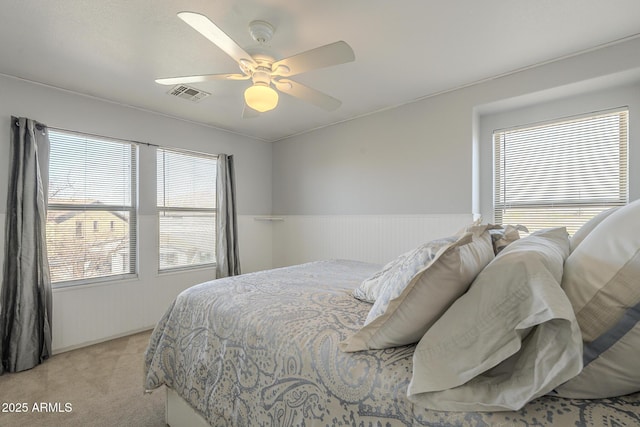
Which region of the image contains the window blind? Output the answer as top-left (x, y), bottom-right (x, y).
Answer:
top-left (47, 129), bottom-right (137, 285)
top-left (494, 109), bottom-right (628, 235)
top-left (157, 148), bottom-right (217, 271)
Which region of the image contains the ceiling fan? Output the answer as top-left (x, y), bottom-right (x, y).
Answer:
top-left (156, 12), bottom-right (355, 116)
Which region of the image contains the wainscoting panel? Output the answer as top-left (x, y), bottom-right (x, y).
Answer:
top-left (272, 214), bottom-right (473, 268)
top-left (237, 215), bottom-right (274, 274)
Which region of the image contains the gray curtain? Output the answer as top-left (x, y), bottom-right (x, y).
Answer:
top-left (0, 116), bottom-right (52, 374)
top-left (216, 154), bottom-right (241, 278)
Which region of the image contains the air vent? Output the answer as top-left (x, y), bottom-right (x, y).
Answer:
top-left (167, 85), bottom-right (210, 102)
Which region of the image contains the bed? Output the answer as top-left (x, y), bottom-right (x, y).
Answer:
top-left (144, 202), bottom-right (640, 426)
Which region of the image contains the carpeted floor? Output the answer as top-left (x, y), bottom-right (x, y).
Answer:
top-left (0, 330), bottom-right (165, 427)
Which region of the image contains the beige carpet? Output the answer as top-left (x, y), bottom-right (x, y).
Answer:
top-left (0, 330), bottom-right (165, 427)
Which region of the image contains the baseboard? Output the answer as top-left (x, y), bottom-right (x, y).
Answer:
top-left (52, 325), bottom-right (155, 355)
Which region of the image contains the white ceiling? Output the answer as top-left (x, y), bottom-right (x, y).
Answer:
top-left (2, 1), bottom-right (640, 142)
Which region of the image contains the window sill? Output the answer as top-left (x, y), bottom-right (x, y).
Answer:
top-left (157, 263), bottom-right (217, 277)
top-left (52, 273), bottom-right (139, 292)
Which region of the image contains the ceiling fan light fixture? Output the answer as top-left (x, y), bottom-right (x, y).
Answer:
top-left (244, 83), bottom-right (278, 112)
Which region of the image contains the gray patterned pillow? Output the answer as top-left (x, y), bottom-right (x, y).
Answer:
top-left (353, 251), bottom-right (411, 303)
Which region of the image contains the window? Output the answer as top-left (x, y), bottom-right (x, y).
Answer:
top-left (47, 129), bottom-right (137, 285)
top-left (494, 109), bottom-right (628, 235)
top-left (157, 148), bottom-right (217, 271)
top-left (75, 221), bottom-right (84, 238)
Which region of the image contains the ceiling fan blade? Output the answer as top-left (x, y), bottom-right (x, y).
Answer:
top-left (274, 79), bottom-right (341, 111)
top-left (271, 41), bottom-right (355, 77)
top-left (177, 12), bottom-right (257, 69)
top-left (156, 73), bottom-right (249, 85)
top-left (242, 104), bottom-right (260, 119)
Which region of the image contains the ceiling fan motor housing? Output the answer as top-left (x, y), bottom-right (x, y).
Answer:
top-left (252, 68), bottom-right (272, 86)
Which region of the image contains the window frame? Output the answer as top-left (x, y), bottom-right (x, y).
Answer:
top-left (156, 147), bottom-right (218, 273)
top-left (47, 128), bottom-right (138, 288)
top-left (493, 108), bottom-right (629, 235)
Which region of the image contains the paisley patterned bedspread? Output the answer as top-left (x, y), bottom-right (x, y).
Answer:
top-left (144, 260), bottom-right (640, 426)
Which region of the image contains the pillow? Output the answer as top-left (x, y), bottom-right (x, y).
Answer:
top-left (364, 230), bottom-right (492, 325)
top-left (353, 247), bottom-right (415, 303)
top-left (562, 198), bottom-right (640, 342)
top-left (408, 227), bottom-right (582, 411)
top-left (569, 206), bottom-right (620, 252)
top-left (556, 198), bottom-right (640, 398)
top-left (341, 229), bottom-right (494, 352)
top-left (459, 223), bottom-right (526, 254)
top-left (488, 224), bottom-right (528, 254)
top-left (353, 231), bottom-right (473, 303)
top-left (554, 301), bottom-right (640, 398)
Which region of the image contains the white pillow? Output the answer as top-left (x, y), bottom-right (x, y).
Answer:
top-left (569, 206), bottom-right (620, 252)
top-left (408, 227), bottom-right (582, 411)
top-left (556, 198), bottom-right (640, 398)
top-left (562, 198), bottom-right (640, 342)
top-left (341, 230), bottom-right (494, 352)
top-left (554, 302), bottom-right (640, 398)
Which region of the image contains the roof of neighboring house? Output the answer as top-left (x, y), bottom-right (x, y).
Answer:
top-left (48, 201), bottom-right (129, 224)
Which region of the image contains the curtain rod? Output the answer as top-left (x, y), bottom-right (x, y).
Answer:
top-left (46, 126), bottom-right (222, 158)
top-left (13, 116), bottom-right (46, 132)
top-left (48, 125), bottom-right (158, 147)
top-left (15, 119), bottom-right (221, 156)
top-left (14, 118), bottom-right (154, 147)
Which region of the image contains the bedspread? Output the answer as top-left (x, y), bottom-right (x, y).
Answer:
top-left (144, 260), bottom-right (640, 426)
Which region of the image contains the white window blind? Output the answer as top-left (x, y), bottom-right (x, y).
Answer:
top-left (494, 109), bottom-right (628, 235)
top-left (157, 148), bottom-right (217, 271)
top-left (47, 129), bottom-right (137, 285)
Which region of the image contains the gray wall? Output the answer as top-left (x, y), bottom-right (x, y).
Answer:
top-left (272, 97), bottom-right (471, 215)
